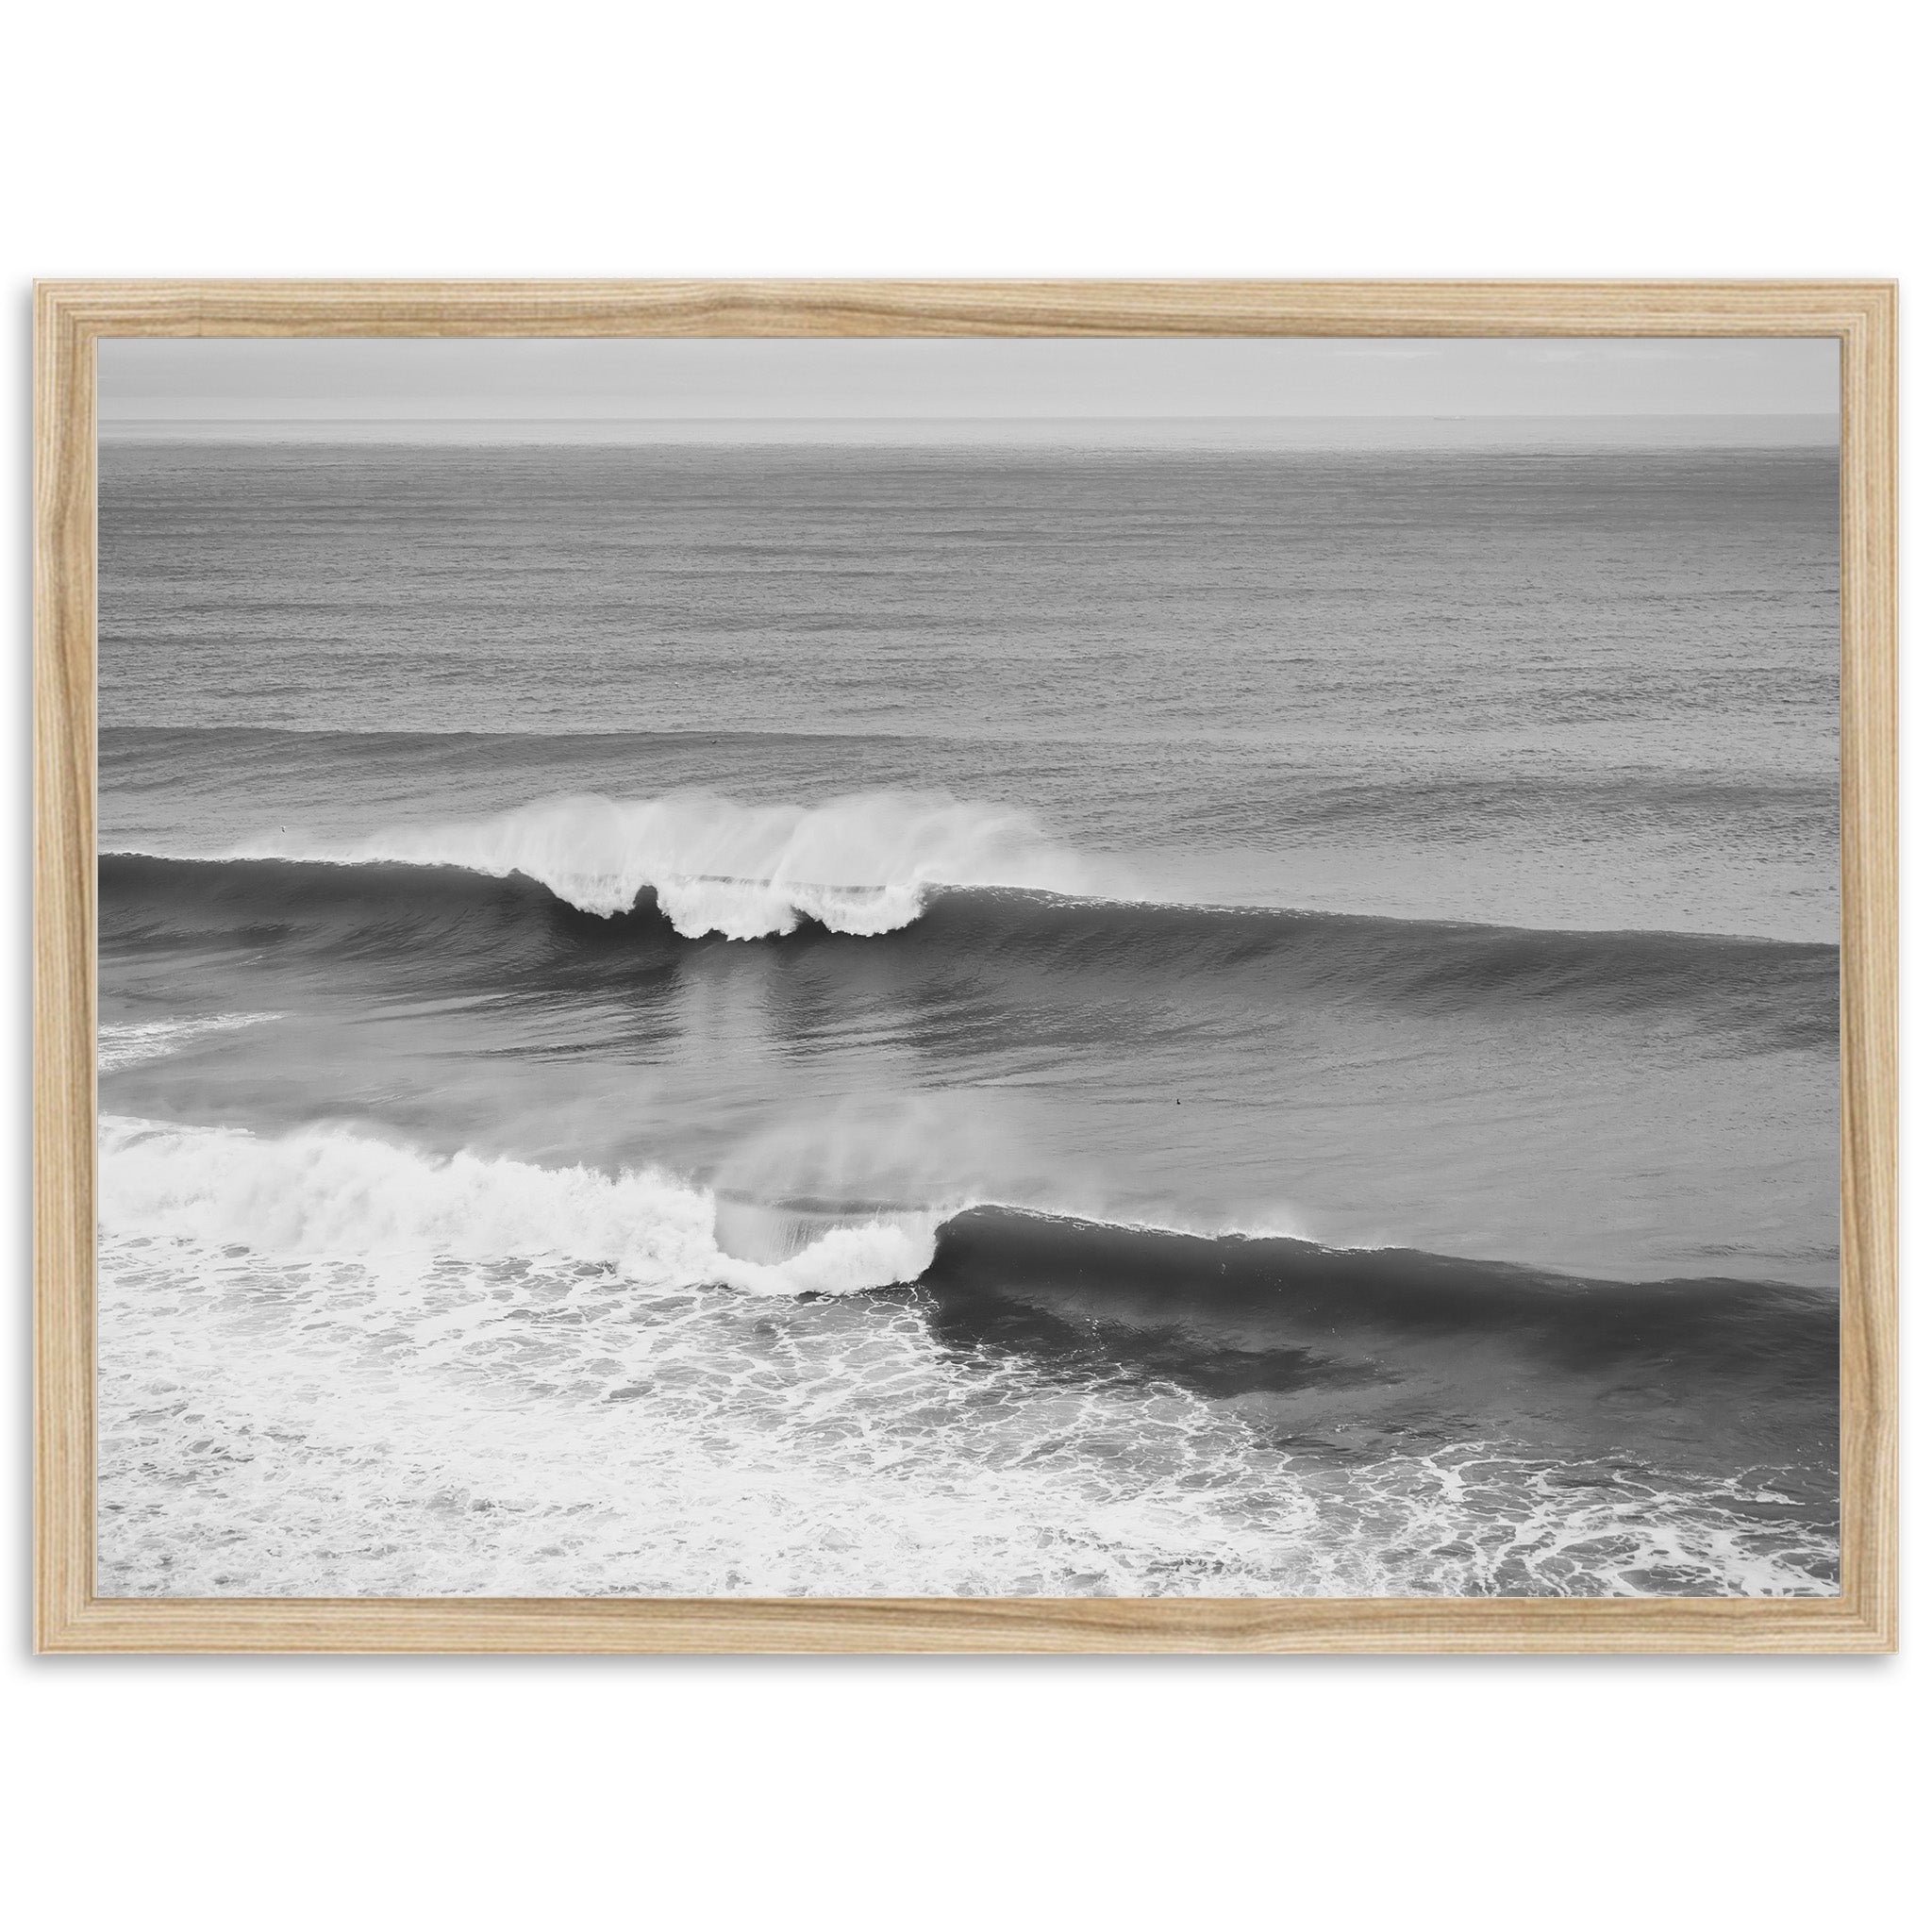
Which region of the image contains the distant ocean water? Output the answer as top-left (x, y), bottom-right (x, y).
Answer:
top-left (95, 435), bottom-right (1842, 1597)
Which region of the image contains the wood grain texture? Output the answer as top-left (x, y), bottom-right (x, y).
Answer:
top-left (1834, 289), bottom-right (1900, 1654)
top-left (34, 284), bottom-right (98, 1658)
top-left (32, 281), bottom-right (1899, 1654)
top-left (24, 278), bottom-right (1903, 341)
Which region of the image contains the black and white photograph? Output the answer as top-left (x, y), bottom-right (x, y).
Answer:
top-left (94, 334), bottom-right (1842, 1600)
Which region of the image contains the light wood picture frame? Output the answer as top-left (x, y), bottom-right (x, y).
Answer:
top-left (35, 279), bottom-right (1897, 1653)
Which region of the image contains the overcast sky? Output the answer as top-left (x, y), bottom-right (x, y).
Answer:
top-left (99, 338), bottom-right (1840, 440)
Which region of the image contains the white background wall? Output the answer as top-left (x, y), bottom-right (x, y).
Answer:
top-left (1, 6), bottom-right (1920, 1924)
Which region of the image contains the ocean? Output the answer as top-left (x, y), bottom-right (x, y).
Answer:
top-left (95, 433), bottom-right (1842, 1597)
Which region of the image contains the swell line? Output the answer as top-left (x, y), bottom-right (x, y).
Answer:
top-left (99, 850), bottom-right (1840, 1047)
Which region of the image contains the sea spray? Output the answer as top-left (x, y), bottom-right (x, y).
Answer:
top-left (100, 1116), bottom-right (941, 1297)
top-left (218, 790), bottom-right (1102, 935)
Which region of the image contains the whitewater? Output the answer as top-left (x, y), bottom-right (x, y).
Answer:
top-left (209, 791), bottom-right (1106, 936)
top-left (102, 1113), bottom-right (944, 1298)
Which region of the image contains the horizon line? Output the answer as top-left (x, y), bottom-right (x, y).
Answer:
top-left (99, 410), bottom-right (1842, 452)
top-left (102, 408), bottom-right (1841, 425)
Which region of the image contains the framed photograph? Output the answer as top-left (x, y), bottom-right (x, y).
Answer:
top-left (34, 281), bottom-right (1896, 1653)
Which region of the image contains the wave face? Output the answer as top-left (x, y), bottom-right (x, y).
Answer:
top-left (917, 1206), bottom-right (1838, 1429)
top-left (100, 850), bottom-right (1837, 1051)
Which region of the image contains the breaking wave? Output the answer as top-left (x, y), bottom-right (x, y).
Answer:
top-left (100, 1116), bottom-right (941, 1299)
top-left (193, 791), bottom-right (1103, 936)
top-left (99, 1114), bottom-right (1838, 1389)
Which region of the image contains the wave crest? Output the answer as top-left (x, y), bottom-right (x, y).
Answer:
top-left (224, 791), bottom-right (1099, 937)
top-left (99, 1116), bottom-right (940, 1297)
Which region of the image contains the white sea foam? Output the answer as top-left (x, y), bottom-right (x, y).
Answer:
top-left (98, 1012), bottom-right (281, 1074)
top-left (224, 790), bottom-right (1102, 937)
top-left (99, 1115), bottom-right (940, 1297)
top-left (94, 1234), bottom-right (1325, 1599)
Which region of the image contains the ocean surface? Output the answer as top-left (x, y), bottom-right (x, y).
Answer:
top-left (96, 435), bottom-right (1842, 1597)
